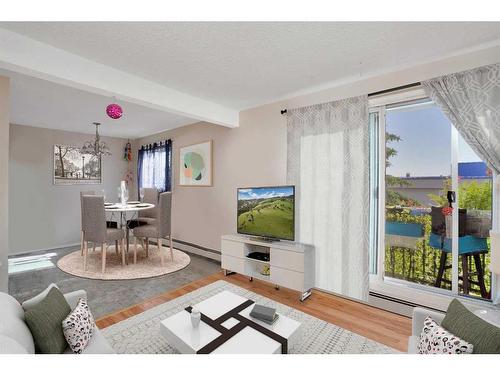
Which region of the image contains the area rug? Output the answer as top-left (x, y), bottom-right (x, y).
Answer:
top-left (57, 244), bottom-right (190, 280)
top-left (102, 280), bottom-right (398, 354)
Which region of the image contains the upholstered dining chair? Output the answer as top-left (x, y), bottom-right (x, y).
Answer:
top-left (132, 192), bottom-right (172, 265)
top-left (138, 188), bottom-right (159, 225)
top-left (80, 190), bottom-right (95, 256)
top-left (81, 195), bottom-right (126, 273)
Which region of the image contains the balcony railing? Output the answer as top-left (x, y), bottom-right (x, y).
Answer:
top-left (385, 207), bottom-right (491, 299)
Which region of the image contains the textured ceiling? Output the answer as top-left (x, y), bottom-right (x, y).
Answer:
top-left (3, 69), bottom-right (196, 138)
top-left (2, 22), bottom-right (500, 110)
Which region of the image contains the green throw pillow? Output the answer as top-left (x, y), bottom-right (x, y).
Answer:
top-left (24, 287), bottom-right (71, 354)
top-left (441, 298), bottom-right (500, 354)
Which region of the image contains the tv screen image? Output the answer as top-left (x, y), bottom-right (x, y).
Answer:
top-left (237, 186), bottom-right (295, 241)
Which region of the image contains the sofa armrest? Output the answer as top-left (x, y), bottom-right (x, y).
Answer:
top-left (412, 307), bottom-right (445, 336)
top-left (64, 290), bottom-right (87, 310)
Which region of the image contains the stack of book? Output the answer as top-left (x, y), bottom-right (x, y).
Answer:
top-left (249, 304), bottom-right (279, 324)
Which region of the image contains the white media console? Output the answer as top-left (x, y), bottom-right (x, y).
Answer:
top-left (221, 234), bottom-right (315, 301)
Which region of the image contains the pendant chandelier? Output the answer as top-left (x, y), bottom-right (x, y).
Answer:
top-left (80, 122), bottom-right (111, 157)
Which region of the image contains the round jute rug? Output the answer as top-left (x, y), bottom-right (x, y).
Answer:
top-left (57, 244), bottom-right (191, 280)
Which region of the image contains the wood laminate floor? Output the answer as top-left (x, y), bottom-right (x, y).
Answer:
top-left (96, 272), bottom-right (411, 352)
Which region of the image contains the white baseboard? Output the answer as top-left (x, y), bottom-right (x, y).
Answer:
top-left (9, 242), bottom-right (81, 258)
top-left (10, 238), bottom-right (221, 263)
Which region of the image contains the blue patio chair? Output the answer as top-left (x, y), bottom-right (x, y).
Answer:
top-left (430, 232), bottom-right (489, 298)
top-left (429, 204), bottom-right (489, 299)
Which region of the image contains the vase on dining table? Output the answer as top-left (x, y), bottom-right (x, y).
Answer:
top-left (119, 181), bottom-right (128, 205)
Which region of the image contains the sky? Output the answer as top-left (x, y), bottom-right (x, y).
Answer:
top-left (238, 186), bottom-right (294, 200)
top-left (386, 103), bottom-right (481, 177)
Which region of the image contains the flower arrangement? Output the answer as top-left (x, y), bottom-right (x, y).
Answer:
top-left (442, 206), bottom-right (453, 216)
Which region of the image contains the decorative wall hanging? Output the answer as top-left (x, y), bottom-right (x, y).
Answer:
top-left (123, 140), bottom-right (134, 185)
top-left (80, 122), bottom-right (111, 157)
top-left (179, 140), bottom-right (212, 186)
top-left (106, 103), bottom-right (123, 119)
top-left (54, 145), bottom-right (102, 185)
top-left (123, 140), bottom-right (132, 161)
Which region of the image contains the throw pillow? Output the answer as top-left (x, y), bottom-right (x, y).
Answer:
top-left (62, 298), bottom-right (96, 354)
top-left (24, 287), bottom-right (71, 354)
top-left (417, 316), bottom-right (473, 354)
top-left (21, 283), bottom-right (59, 311)
top-left (441, 298), bottom-right (500, 354)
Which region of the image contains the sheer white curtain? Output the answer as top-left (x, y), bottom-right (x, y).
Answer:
top-left (140, 147), bottom-right (166, 191)
top-left (422, 63), bottom-right (500, 173)
top-left (287, 96), bottom-right (369, 301)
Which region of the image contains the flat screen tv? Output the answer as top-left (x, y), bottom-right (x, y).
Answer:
top-left (237, 185), bottom-right (295, 241)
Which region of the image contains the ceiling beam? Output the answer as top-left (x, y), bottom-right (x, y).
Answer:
top-left (0, 28), bottom-right (239, 128)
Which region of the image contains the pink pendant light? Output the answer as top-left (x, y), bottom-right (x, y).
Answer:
top-left (106, 103), bottom-right (123, 119)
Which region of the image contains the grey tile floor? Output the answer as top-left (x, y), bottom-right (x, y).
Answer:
top-left (8, 245), bottom-right (221, 318)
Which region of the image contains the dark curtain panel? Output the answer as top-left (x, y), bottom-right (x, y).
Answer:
top-left (164, 139), bottom-right (172, 192)
top-left (137, 147), bottom-right (145, 197)
top-left (137, 139), bottom-right (172, 197)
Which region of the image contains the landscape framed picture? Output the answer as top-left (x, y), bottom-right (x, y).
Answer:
top-left (179, 140), bottom-right (213, 186)
top-left (53, 145), bottom-right (102, 185)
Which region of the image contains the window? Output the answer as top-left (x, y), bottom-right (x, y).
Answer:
top-left (137, 140), bottom-right (172, 193)
top-left (370, 89), bottom-right (493, 302)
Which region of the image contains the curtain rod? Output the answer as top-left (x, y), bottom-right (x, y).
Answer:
top-left (280, 82), bottom-right (422, 115)
top-left (140, 139), bottom-right (172, 149)
top-left (367, 82), bottom-right (421, 97)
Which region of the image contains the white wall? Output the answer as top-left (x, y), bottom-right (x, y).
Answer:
top-left (9, 124), bottom-right (129, 255)
top-left (0, 76), bottom-right (9, 291)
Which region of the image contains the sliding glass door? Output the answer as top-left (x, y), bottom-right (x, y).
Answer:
top-left (371, 96), bottom-right (492, 301)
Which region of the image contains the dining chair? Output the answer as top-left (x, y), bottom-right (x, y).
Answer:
top-left (80, 191), bottom-right (118, 256)
top-left (132, 192), bottom-right (172, 265)
top-left (138, 188), bottom-right (159, 225)
top-left (81, 195), bottom-right (126, 273)
top-left (80, 190), bottom-right (95, 256)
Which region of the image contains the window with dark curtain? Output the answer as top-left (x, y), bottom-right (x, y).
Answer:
top-left (137, 140), bottom-right (172, 194)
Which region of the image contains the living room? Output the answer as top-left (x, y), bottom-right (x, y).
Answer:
top-left (1, 1), bottom-right (500, 372)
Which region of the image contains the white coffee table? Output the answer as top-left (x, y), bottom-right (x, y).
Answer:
top-left (159, 291), bottom-right (301, 354)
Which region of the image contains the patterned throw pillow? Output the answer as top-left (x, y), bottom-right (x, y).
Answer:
top-left (417, 316), bottom-right (473, 354)
top-left (62, 298), bottom-right (96, 354)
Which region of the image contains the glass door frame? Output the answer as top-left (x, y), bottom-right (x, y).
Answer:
top-left (368, 87), bottom-right (481, 300)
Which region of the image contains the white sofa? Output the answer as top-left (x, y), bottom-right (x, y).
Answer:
top-left (0, 288), bottom-right (114, 354)
top-left (407, 307), bottom-right (445, 353)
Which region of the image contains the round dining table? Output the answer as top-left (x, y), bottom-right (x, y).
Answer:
top-left (105, 202), bottom-right (155, 264)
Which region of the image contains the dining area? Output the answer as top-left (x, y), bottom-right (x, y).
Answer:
top-left (54, 184), bottom-right (190, 281)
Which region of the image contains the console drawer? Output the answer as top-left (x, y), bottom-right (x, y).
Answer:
top-left (221, 255), bottom-right (244, 274)
top-left (270, 248), bottom-right (304, 272)
top-left (270, 267), bottom-right (304, 292)
top-left (221, 240), bottom-right (245, 258)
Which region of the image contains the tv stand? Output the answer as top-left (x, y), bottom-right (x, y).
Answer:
top-left (221, 234), bottom-right (315, 301)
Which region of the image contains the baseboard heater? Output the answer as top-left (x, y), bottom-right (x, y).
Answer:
top-left (369, 291), bottom-right (445, 314)
top-left (148, 238), bottom-right (221, 262)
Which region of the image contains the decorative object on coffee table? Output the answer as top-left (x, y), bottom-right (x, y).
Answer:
top-left (191, 307), bottom-right (201, 328)
top-left (250, 304), bottom-right (278, 324)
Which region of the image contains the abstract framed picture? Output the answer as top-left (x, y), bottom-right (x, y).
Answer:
top-left (179, 140), bottom-right (212, 186)
top-left (53, 145), bottom-right (102, 185)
